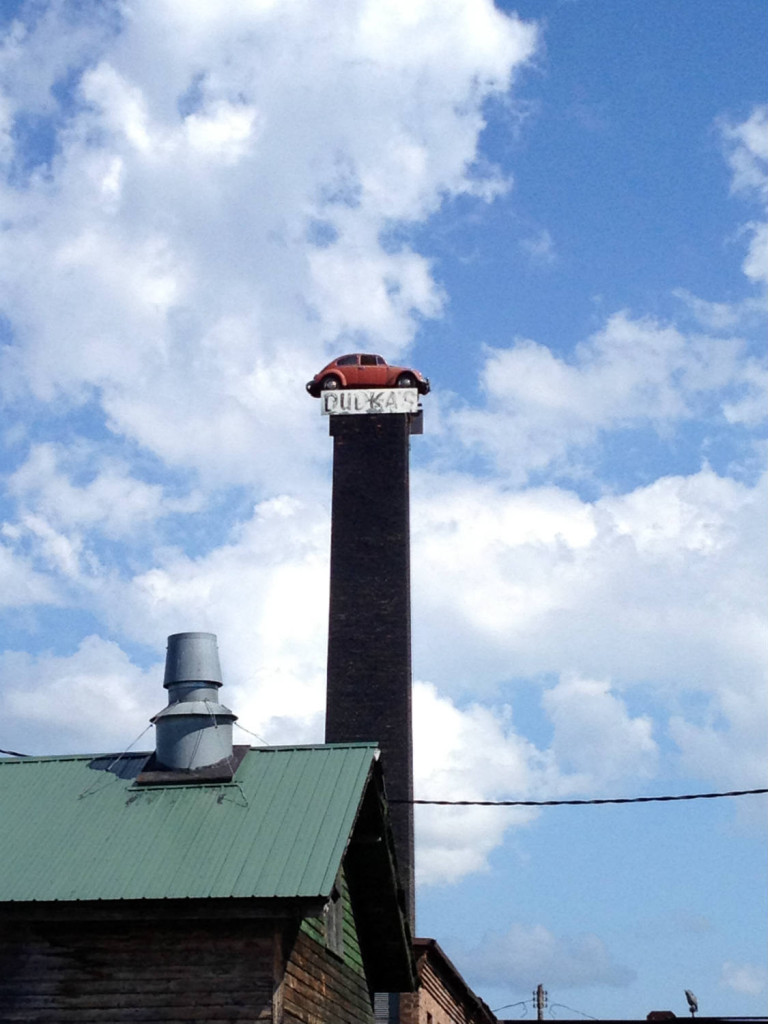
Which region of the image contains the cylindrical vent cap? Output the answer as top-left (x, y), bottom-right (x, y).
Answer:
top-left (164, 632), bottom-right (223, 687)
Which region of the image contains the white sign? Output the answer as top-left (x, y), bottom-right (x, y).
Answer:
top-left (321, 388), bottom-right (419, 416)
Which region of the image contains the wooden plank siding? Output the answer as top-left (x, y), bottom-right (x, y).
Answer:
top-left (0, 880), bottom-right (377, 1023)
top-left (299, 870), bottom-right (366, 978)
top-left (283, 928), bottom-right (374, 1024)
top-left (0, 920), bottom-right (277, 1023)
top-left (284, 873), bottom-right (373, 1023)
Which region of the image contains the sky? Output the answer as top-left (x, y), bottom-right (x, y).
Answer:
top-left (0, 0), bottom-right (766, 1019)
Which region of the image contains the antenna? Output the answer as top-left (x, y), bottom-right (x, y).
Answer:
top-left (685, 990), bottom-right (698, 1018)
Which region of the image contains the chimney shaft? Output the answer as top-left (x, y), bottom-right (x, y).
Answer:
top-left (153, 632), bottom-right (237, 771)
top-left (325, 413), bottom-right (416, 927)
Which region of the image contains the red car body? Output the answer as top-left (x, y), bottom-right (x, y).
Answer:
top-left (306, 353), bottom-right (430, 397)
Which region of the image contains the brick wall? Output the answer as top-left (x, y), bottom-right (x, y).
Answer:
top-left (325, 412), bottom-right (415, 926)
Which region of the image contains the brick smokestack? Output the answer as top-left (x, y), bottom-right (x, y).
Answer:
top-left (324, 412), bottom-right (417, 928)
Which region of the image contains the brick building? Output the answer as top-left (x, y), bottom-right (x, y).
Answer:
top-left (399, 939), bottom-right (498, 1024)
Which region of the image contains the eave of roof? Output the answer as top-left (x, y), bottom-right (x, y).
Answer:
top-left (345, 758), bottom-right (416, 992)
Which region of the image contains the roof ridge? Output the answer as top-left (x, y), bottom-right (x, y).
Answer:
top-left (0, 740), bottom-right (380, 765)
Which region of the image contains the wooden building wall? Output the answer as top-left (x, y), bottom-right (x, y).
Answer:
top-left (0, 919), bottom-right (276, 1023)
top-left (284, 879), bottom-right (375, 1024)
top-left (283, 928), bottom-right (374, 1024)
top-left (0, 895), bottom-right (375, 1024)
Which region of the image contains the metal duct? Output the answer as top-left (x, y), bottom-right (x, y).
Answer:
top-left (152, 632), bottom-right (237, 771)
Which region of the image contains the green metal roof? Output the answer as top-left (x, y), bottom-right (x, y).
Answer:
top-left (0, 743), bottom-right (378, 904)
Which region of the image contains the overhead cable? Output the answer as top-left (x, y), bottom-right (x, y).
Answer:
top-left (392, 788), bottom-right (768, 807)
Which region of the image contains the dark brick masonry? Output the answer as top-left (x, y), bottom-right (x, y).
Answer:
top-left (325, 413), bottom-right (416, 928)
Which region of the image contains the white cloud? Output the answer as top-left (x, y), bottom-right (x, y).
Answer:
top-left (184, 100), bottom-right (260, 162)
top-left (413, 467), bottom-right (765, 684)
top-left (542, 675), bottom-right (658, 789)
top-left (0, 635), bottom-right (158, 753)
top-left (720, 961), bottom-right (767, 996)
top-left (451, 311), bottom-right (764, 481)
top-left (0, 497), bottom-right (331, 754)
top-left (668, 106), bottom-right (768, 331)
top-left (722, 106), bottom-right (768, 200)
top-left (740, 219), bottom-right (768, 288)
top-left (669, 682), bottom-right (768, 791)
top-left (412, 467), bottom-right (767, 795)
top-left (0, 90), bottom-right (13, 166)
top-left (672, 289), bottom-right (766, 335)
top-left (307, 227), bottom-right (444, 348)
top-left (463, 923), bottom-right (635, 989)
top-left (8, 442), bottom-right (201, 538)
top-left (412, 476), bottom-right (596, 646)
top-left (0, 0), bottom-right (537, 490)
top-left (520, 227), bottom-right (556, 265)
top-left (721, 105), bottom-right (768, 289)
top-left (0, 4), bottom-right (114, 124)
top-left (80, 61), bottom-right (155, 154)
top-left (107, 495), bottom-right (332, 743)
top-left (0, 491), bottom-right (331, 750)
top-left (0, 537), bottom-right (61, 608)
top-left (413, 674), bottom-right (661, 885)
top-left (413, 682), bottom-right (545, 884)
top-left (14, 513), bottom-right (83, 579)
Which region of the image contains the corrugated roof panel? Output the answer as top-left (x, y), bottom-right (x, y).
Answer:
top-left (0, 743), bottom-right (377, 904)
top-left (226, 746), bottom-right (311, 897)
top-left (228, 744), bottom-right (372, 898)
top-left (245, 747), bottom-right (344, 897)
top-left (265, 745), bottom-right (367, 897)
top-left (280, 749), bottom-right (353, 894)
top-left (292, 746), bottom-right (375, 896)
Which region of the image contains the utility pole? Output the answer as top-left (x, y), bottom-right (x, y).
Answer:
top-left (534, 984), bottom-right (547, 1020)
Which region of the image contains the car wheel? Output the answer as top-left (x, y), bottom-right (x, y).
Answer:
top-left (396, 373), bottom-right (416, 388)
top-left (321, 375), bottom-right (341, 390)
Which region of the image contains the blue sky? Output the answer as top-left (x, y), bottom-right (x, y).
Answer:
top-left (1, 0), bottom-right (766, 1019)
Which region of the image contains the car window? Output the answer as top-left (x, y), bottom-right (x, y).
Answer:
top-left (360, 354), bottom-right (377, 366)
top-left (336, 355), bottom-right (358, 366)
top-left (376, 356), bottom-right (387, 365)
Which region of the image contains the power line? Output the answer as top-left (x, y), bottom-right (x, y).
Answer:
top-left (549, 1001), bottom-right (598, 1020)
top-left (392, 788), bottom-right (768, 807)
top-left (493, 1000), bottom-right (530, 1015)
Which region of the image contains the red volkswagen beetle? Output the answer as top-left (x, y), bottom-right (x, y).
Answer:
top-left (306, 353), bottom-right (430, 397)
